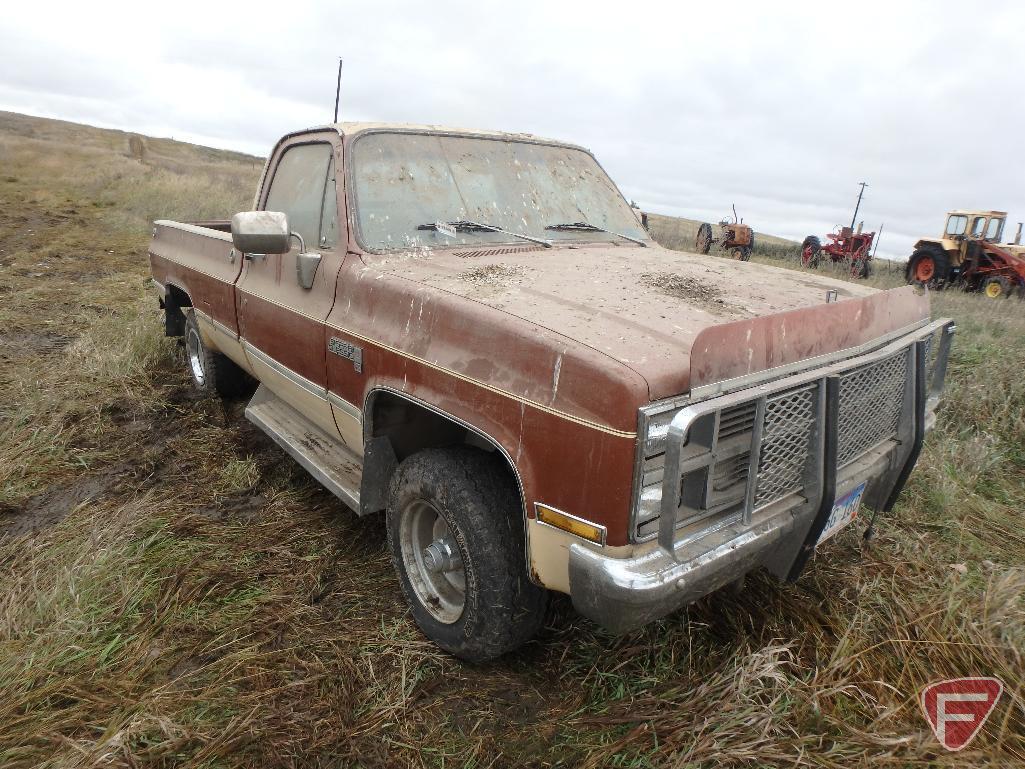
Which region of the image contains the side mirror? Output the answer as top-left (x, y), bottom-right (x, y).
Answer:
top-left (231, 211), bottom-right (291, 254)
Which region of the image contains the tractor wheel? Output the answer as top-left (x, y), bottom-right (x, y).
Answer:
top-left (906, 248), bottom-right (951, 288)
top-left (852, 259), bottom-right (872, 279)
top-left (740, 246), bottom-right (753, 262)
top-left (800, 236), bottom-right (821, 268)
top-left (695, 223), bottom-right (713, 255)
top-left (982, 276), bottom-right (1011, 299)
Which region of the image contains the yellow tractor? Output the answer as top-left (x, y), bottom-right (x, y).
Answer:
top-left (906, 210), bottom-right (1025, 298)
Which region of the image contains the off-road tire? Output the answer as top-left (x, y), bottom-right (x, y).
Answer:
top-left (695, 222), bottom-right (713, 255)
top-left (906, 248), bottom-right (951, 288)
top-left (801, 236), bottom-right (821, 267)
top-left (982, 275), bottom-right (1011, 299)
top-left (183, 310), bottom-right (251, 398)
top-left (386, 447), bottom-right (548, 662)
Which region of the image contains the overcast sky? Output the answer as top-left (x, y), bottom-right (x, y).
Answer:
top-left (2, 0), bottom-right (1023, 258)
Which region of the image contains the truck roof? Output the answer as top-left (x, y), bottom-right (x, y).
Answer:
top-left (949, 209), bottom-right (1007, 217)
top-left (301, 121), bottom-right (583, 149)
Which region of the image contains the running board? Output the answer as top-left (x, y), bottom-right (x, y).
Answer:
top-left (245, 384), bottom-right (362, 512)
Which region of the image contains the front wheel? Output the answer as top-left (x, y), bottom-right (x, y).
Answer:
top-left (800, 236), bottom-right (821, 267)
top-left (386, 447), bottom-right (548, 662)
top-left (982, 276), bottom-right (1011, 299)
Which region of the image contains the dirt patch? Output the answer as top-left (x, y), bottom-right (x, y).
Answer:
top-left (0, 330), bottom-right (75, 358)
top-left (0, 463), bottom-right (133, 537)
top-left (194, 493), bottom-right (270, 524)
top-left (458, 263), bottom-right (525, 286)
top-left (641, 271), bottom-right (731, 313)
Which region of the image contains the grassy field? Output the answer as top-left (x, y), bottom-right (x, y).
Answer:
top-left (1, 111), bottom-right (1023, 768)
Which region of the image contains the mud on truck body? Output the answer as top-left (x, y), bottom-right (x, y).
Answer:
top-left (148, 123), bottom-right (954, 661)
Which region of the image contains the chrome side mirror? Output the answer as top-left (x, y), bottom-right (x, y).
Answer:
top-left (231, 211), bottom-right (291, 254)
top-left (296, 251), bottom-right (322, 290)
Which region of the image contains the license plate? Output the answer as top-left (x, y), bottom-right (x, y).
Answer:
top-left (817, 481), bottom-right (866, 546)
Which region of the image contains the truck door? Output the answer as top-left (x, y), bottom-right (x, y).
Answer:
top-left (235, 134), bottom-right (346, 438)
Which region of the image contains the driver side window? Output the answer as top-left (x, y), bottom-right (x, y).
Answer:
top-left (971, 217), bottom-right (987, 237)
top-left (264, 143), bottom-right (338, 251)
top-left (945, 215), bottom-right (967, 236)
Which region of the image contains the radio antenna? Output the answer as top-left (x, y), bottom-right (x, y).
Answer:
top-left (333, 58), bottom-right (344, 123)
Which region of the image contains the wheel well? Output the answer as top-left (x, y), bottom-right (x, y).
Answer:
top-left (360, 390), bottom-right (523, 517)
top-left (163, 284), bottom-right (192, 337)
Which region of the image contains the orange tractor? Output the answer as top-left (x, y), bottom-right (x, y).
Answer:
top-left (695, 206), bottom-right (755, 261)
top-left (906, 210), bottom-right (1025, 298)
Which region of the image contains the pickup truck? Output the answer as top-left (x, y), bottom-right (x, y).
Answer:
top-left (148, 123), bottom-right (954, 661)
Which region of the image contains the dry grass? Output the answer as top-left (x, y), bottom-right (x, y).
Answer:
top-left (1, 112), bottom-right (1023, 768)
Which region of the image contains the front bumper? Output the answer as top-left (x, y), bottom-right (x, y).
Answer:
top-left (569, 318), bottom-right (954, 634)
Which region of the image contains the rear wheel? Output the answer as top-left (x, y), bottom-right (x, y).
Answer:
top-left (800, 236), bottom-right (821, 267)
top-left (695, 222), bottom-right (713, 255)
top-left (982, 276), bottom-right (1011, 299)
top-left (386, 447), bottom-right (548, 662)
top-left (183, 310), bottom-right (251, 398)
top-left (906, 248), bottom-right (951, 288)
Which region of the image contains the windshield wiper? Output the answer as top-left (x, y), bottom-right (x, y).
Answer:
top-left (417, 220), bottom-right (552, 248)
top-left (545, 221), bottom-right (647, 247)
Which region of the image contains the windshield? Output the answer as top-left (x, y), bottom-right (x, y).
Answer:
top-left (351, 132), bottom-right (648, 251)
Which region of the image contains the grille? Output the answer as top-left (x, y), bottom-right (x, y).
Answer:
top-left (754, 385), bottom-right (817, 508)
top-left (836, 351), bottom-right (907, 467)
top-left (718, 402), bottom-right (757, 440)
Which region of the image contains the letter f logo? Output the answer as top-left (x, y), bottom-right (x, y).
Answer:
top-left (921, 677), bottom-right (1003, 751)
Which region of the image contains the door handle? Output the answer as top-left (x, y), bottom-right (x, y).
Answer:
top-left (243, 252), bottom-right (267, 262)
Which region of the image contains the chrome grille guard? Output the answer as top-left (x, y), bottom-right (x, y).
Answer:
top-left (655, 318), bottom-right (955, 561)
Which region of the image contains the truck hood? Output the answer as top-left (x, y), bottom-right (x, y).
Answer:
top-left (369, 243), bottom-right (929, 400)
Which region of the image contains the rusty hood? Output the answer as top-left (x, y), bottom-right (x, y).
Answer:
top-left (367, 243), bottom-right (929, 401)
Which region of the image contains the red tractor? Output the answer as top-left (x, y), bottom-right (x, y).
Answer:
top-left (800, 224), bottom-right (875, 279)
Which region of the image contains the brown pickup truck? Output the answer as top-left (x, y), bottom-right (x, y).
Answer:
top-left (148, 123), bottom-right (954, 661)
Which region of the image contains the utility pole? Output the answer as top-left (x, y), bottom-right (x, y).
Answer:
top-left (333, 58), bottom-right (344, 123)
top-left (850, 181), bottom-right (868, 229)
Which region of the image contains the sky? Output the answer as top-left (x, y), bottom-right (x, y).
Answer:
top-left (2, 0), bottom-right (1023, 259)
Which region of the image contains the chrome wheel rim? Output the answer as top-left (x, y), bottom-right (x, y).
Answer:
top-left (399, 499), bottom-right (465, 624)
top-left (186, 327), bottom-right (206, 386)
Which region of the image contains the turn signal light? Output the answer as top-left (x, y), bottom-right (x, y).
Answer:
top-left (535, 503), bottom-right (606, 546)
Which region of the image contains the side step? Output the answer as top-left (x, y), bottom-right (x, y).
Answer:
top-left (245, 384), bottom-right (363, 512)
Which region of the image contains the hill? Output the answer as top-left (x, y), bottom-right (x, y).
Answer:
top-left (0, 112), bottom-right (1022, 767)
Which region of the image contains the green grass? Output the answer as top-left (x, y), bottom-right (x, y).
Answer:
top-left (0, 111), bottom-right (1022, 767)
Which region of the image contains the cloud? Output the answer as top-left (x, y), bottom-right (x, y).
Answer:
top-left (2, 0), bottom-right (1023, 258)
